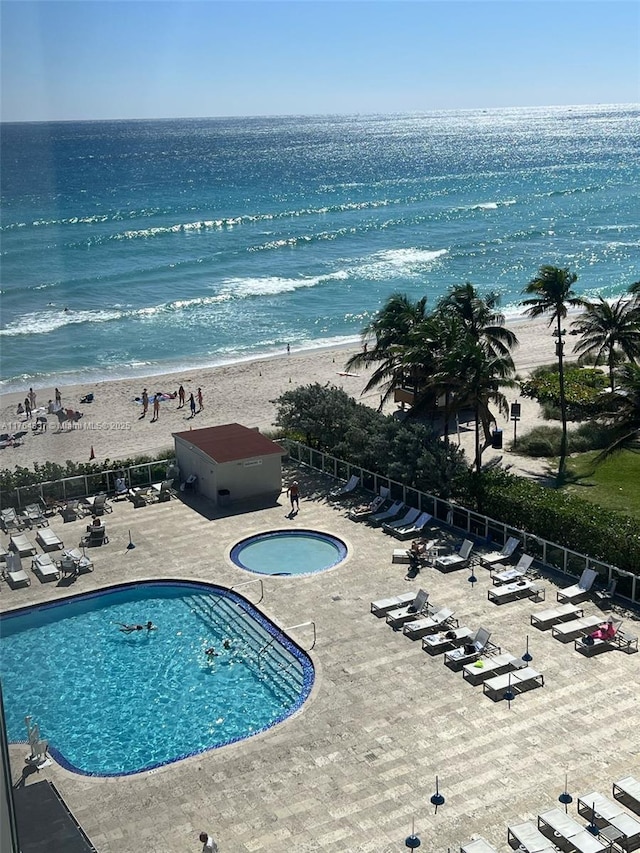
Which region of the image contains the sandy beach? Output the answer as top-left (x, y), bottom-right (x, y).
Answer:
top-left (0, 314), bottom-right (564, 476)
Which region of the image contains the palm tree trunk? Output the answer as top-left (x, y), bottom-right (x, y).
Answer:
top-left (557, 316), bottom-right (568, 480)
top-left (608, 349), bottom-right (615, 392)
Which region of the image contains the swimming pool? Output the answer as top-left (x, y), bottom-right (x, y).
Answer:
top-left (230, 529), bottom-right (348, 576)
top-left (0, 581), bottom-right (314, 776)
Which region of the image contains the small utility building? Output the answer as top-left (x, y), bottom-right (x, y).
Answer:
top-left (172, 423), bottom-right (284, 506)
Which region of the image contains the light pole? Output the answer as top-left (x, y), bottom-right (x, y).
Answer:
top-left (510, 400), bottom-right (521, 449)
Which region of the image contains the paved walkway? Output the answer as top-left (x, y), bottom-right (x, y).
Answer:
top-left (3, 469), bottom-right (639, 852)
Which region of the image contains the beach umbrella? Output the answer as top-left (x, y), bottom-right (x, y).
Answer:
top-left (504, 673), bottom-right (515, 709)
top-left (559, 773), bottom-right (573, 812)
top-left (127, 529), bottom-right (135, 550)
top-left (586, 802), bottom-right (599, 836)
top-left (467, 565), bottom-right (477, 589)
top-left (522, 635), bottom-right (533, 662)
top-left (430, 775), bottom-right (445, 812)
top-left (90, 446), bottom-right (95, 460)
top-left (405, 818), bottom-right (421, 849)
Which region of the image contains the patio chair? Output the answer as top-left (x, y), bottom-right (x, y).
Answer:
top-left (60, 500), bottom-right (82, 523)
top-left (530, 603), bottom-right (584, 630)
top-left (129, 487), bottom-right (157, 508)
top-left (349, 493), bottom-right (387, 522)
top-left (151, 479), bottom-right (175, 502)
top-left (479, 536), bottom-right (521, 568)
top-left (1, 507), bottom-right (25, 533)
top-left (574, 618), bottom-right (631, 655)
top-left (392, 512), bottom-right (433, 540)
top-left (422, 626), bottom-right (473, 655)
top-left (329, 474), bottom-right (360, 500)
top-left (80, 526), bottom-right (109, 547)
top-left (490, 554), bottom-right (535, 584)
top-left (367, 500), bottom-right (405, 527)
top-left (577, 790), bottom-right (640, 851)
top-left (444, 626), bottom-right (496, 668)
top-left (20, 502), bottom-right (49, 528)
top-left (613, 776), bottom-right (640, 816)
top-left (507, 821), bottom-right (558, 853)
top-left (3, 553), bottom-right (31, 588)
top-left (31, 553), bottom-right (60, 582)
top-left (402, 606), bottom-right (457, 640)
top-left (385, 589), bottom-right (430, 630)
top-left (9, 532), bottom-right (37, 557)
top-left (487, 578), bottom-right (545, 605)
top-left (371, 590), bottom-right (418, 617)
top-left (483, 666), bottom-right (544, 701)
top-left (556, 568), bottom-right (598, 603)
top-left (83, 493), bottom-right (112, 515)
top-left (462, 652), bottom-right (527, 686)
top-left (113, 477), bottom-right (129, 499)
top-left (538, 808), bottom-right (609, 853)
top-left (435, 539), bottom-right (474, 572)
top-left (35, 527), bottom-right (64, 552)
top-left (551, 614), bottom-right (602, 642)
top-left (382, 506), bottom-right (420, 534)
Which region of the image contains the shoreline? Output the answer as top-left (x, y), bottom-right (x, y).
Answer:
top-left (0, 313), bottom-right (568, 473)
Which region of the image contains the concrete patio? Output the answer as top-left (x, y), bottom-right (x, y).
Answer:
top-left (2, 466), bottom-right (639, 853)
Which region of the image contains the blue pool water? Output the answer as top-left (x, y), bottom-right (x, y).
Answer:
top-left (0, 581), bottom-right (314, 776)
top-left (230, 530), bottom-right (348, 576)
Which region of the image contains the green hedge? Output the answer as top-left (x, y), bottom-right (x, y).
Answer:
top-left (481, 469), bottom-right (640, 572)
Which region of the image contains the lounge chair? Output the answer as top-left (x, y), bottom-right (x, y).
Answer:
top-left (60, 548), bottom-right (94, 576)
top-left (392, 512), bottom-right (433, 540)
top-left (83, 492), bottom-right (112, 515)
top-left (32, 553), bottom-right (60, 582)
top-left (491, 554), bottom-right (535, 584)
top-left (479, 536), bottom-right (521, 568)
top-left (349, 493), bottom-right (388, 522)
top-left (385, 589), bottom-right (430, 629)
top-left (461, 840), bottom-right (499, 853)
top-left (594, 578), bottom-right (617, 605)
top-left (530, 603), bottom-right (584, 630)
top-left (35, 527), bottom-right (64, 552)
top-left (487, 578), bottom-right (545, 605)
top-left (1, 507), bottom-right (25, 533)
top-left (575, 619), bottom-right (638, 655)
top-left (60, 500), bottom-right (83, 522)
top-left (392, 538), bottom-right (439, 564)
top-left (9, 532), bottom-right (37, 557)
top-left (3, 553), bottom-right (31, 588)
top-left (21, 502), bottom-right (49, 528)
top-left (370, 590), bottom-right (417, 617)
top-left (329, 474), bottom-right (360, 499)
top-left (551, 614), bottom-right (602, 642)
top-left (507, 821), bottom-right (558, 853)
top-left (382, 506), bottom-right (420, 534)
top-left (483, 666), bottom-right (544, 701)
top-left (422, 626), bottom-right (473, 655)
top-left (402, 606), bottom-right (457, 640)
top-left (367, 500), bottom-right (405, 527)
top-left (113, 478), bottom-right (129, 499)
top-left (462, 652), bottom-right (527, 686)
top-left (556, 568), bottom-right (598, 603)
top-left (443, 627), bottom-right (496, 668)
top-left (129, 486), bottom-right (157, 507)
top-left (80, 526), bottom-right (109, 547)
top-left (435, 539), bottom-right (474, 572)
top-left (577, 790), bottom-right (640, 851)
top-left (613, 776), bottom-right (640, 817)
top-left (538, 808), bottom-right (608, 853)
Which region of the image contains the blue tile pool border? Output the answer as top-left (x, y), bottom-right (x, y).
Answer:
top-left (0, 579), bottom-right (315, 777)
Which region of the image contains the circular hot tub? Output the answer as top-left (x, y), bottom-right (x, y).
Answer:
top-left (230, 529), bottom-right (348, 576)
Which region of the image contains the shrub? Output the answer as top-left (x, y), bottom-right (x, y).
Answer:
top-left (520, 363), bottom-right (610, 420)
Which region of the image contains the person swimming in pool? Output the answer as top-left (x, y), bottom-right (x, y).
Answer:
top-left (118, 621), bottom-right (156, 633)
top-left (205, 647), bottom-right (219, 661)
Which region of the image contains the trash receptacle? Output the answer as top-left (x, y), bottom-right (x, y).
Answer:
top-left (218, 488), bottom-right (231, 507)
top-left (491, 429), bottom-right (503, 450)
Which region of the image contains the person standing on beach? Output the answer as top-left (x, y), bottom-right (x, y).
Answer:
top-left (286, 343), bottom-right (290, 354)
top-left (24, 396), bottom-right (32, 419)
top-left (28, 388), bottom-right (37, 410)
top-left (197, 387), bottom-right (203, 412)
top-left (141, 388), bottom-right (149, 418)
top-left (55, 387), bottom-right (62, 407)
top-left (198, 831), bottom-right (218, 852)
top-left (189, 393), bottom-right (196, 418)
top-left (178, 385), bottom-right (185, 408)
top-left (287, 480), bottom-right (300, 512)
top-left (151, 393), bottom-right (160, 423)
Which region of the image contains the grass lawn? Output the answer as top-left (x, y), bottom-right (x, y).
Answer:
top-left (564, 449), bottom-right (640, 518)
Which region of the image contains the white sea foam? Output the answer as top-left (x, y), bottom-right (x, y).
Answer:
top-left (0, 308), bottom-right (124, 337)
top-left (354, 247), bottom-right (448, 280)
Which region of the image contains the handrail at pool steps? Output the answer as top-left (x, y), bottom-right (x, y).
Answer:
top-left (284, 621), bottom-right (317, 651)
top-left (230, 578), bottom-right (264, 603)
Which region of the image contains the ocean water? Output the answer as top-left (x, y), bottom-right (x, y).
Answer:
top-left (1, 104), bottom-right (638, 392)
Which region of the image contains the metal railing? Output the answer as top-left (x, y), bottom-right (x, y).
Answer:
top-left (230, 579), bottom-right (264, 604)
top-left (284, 621), bottom-right (317, 651)
top-left (284, 439), bottom-right (639, 606)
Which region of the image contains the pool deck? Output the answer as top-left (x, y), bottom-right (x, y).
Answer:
top-left (2, 467), bottom-right (639, 853)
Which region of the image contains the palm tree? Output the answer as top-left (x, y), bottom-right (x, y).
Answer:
top-left (437, 282), bottom-right (518, 359)
top-left (345, 293), bottom-right (428, 409)
top-left (522, 265), bottom-right (585, 480)
top-left (595, 362), bottom-right (640, 460)
top-left (572, 296), bottom-right (640, 391)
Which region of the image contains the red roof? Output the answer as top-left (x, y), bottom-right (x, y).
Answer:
top-left (173, 423), bottom-right (284, 464)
